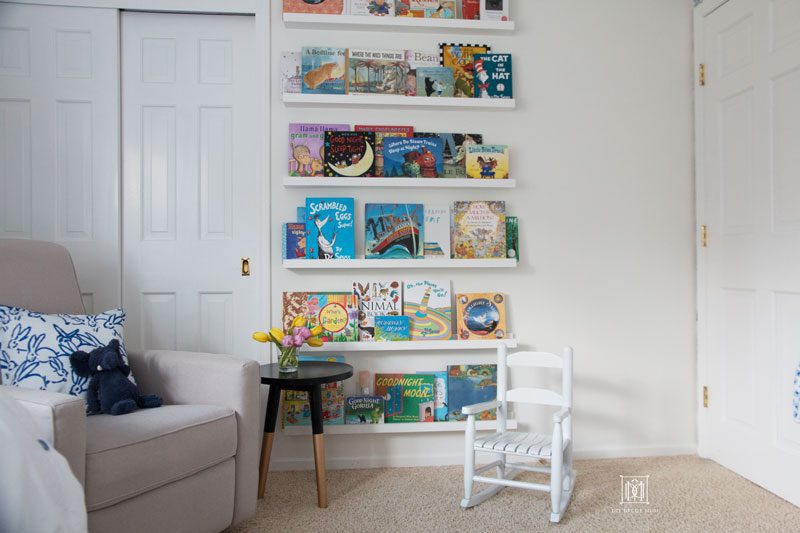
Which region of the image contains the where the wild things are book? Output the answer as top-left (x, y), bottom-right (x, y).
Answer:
top-left (403, 280), bottom-right (452, 341)
top-left (305, 197), bottom-right (355, 259)
top-left (365, 203), bottom-right (424, 259)
top-left (324, 131), bottom-right (376, 177)
top-left (289, 123), bottom-right (349, 177)
top-left (423, 204), bottom-right (450, 258)
top-left (439, 43), bottom-right (490, 98)
top-left (301, 47), bottom-right (346, 94)
top-left (452, 201), bottom-right (506, 259)
top-left (352, 280), bottom-right (402, 341)
top-left (383, 137), bottom-right (444, 177)
top-left (306, 293), bottom-right (358, 342)
top-left (375, 373), bottom-right (435, 423)
top-left (447, 364), bottom-right (498, 421)
top-left (354, 125), bottom-right (414, 176)
top-left (455, 292), bottom-right (507, 340)
top-left (347, 49), bottom-right (408, 95)
top-left (466, 144), bottom-right (509, 180)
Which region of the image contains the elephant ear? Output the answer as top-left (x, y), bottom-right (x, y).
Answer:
top-left (69, 351), bottom-right (92, 377)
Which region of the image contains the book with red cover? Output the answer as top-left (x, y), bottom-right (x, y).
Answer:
top-left (354, 125), bottom-right (414, 177)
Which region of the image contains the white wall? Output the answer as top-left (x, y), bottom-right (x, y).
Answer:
top-left (269, 0), bottom-right (696, 469)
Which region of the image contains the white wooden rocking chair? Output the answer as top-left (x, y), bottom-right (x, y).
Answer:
top-left (461, 346), bottom-right (574, 523)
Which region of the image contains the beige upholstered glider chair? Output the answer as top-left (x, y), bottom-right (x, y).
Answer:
top-left (0, 239), bottom-right (260, 533)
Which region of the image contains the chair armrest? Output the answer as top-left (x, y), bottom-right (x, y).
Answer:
top-left (1, 385), bottom-right (86, 485)
top-left (127, 350), bottom-right (260, 525)
top-left (462, 400), bottom-right (501, 416)
top-left (553, 407), bottom-right (571, 423)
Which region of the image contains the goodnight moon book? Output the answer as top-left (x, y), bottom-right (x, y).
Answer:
top-left (403, 280), bottom-right (452, 341)
top-left (324, 131), bottom-right (376, 177)
top-left (305, 197), bottom-right (355, 259)
top-left (455, 292), bottom-right (507, 340)
top-left (365, 203), bottom-right (424, 259)
top-left (375, 373), bottom-right (435, 423)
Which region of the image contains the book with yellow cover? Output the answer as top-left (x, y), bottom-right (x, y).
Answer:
top-left (455, 292), bottom-right (507, 340)
top-left (466, 144), bottom-right (509, 179)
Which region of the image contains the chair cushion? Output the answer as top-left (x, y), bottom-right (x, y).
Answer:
top-left (474, 431), bottom-right (569, 457)
top-left (84, 404), bottom-right (237, 511)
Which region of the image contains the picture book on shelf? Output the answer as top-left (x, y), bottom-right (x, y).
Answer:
top-left (301, 47), bottom-right (346, 95)
top-left (460, 0), bottom-right (480, 19)
top-left (374, 315), bottom-right (410, 341)
top-left (282, 292), bottom-right (309, 331)
top-left (282, 223), bottom-right (306, 260)
top-left (455, 292), bottom-right (507, 340)
top-left (345, 396), bottom-right (385, 424)
top-left (417, 370), bottom-right (448, 421)
top-left (347, 49), bottom-right (408, 95)
top-left (447, 364), bottom-right (497, 421)
top-left (452, 201), bottom-right (506, 259)
top-left (506, 215), bottom-right (518, 260)
top-left (439, 43), bottom-right (490, 98)
top-left (403, 280), bottom-right (452, 340)
top-left (306, 292), bottom-right (359, 342)
top-left (415, 67), bottom-right (455, 98)
top-left (284, 0), bottom-right (345, 14)
top-left (297, 206), bottom-right (306, 222)
top-left (349, 0), bottom-right (394, 16)
top-left (353, 280), bottom-right (402, 341)
top-left (383, 137), bottom-right (445, 177)
top-left (365, 203), bottom-right (424, 259)
top-left (404, 50), bottom-right (440, 96)
top-left (394, 0), bottom-right (438, 17)
top-left (466, 144), bottom-right (509, 179)
top-left (353, 125), bottom-right (414, 176)
top-left (289, 123), bottom-right (349, 177)
top-left (423, 204), bottom-right (451, 258)
top-left (324, 131), bottom-right (376, 177)
top-left (305, 197), bottom-right (355, 259)
top-left (375, 373), bottom-right (435, 423)
top-left (281, 52), bottom-right (301, 94)
top-left (415, 133), bottom-right (482, 178)
top-left (474, 53), bottom-right (512, 98)
top-left (479, 0), bottom-right (509, 21)
top-left (283, 355), bottom-right (346, 428)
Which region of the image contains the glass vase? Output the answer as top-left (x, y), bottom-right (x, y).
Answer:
top-left (278, 346), bottom-right (299, 373)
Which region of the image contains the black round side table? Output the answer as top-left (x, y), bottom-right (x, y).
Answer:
top-left (257, 361), bottom-right (353, 508)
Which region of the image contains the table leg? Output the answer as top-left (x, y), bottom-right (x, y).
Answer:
top-left (258, 383), bottom-right (282, 499)
top-left (310, 384), bottom-right (327, 508)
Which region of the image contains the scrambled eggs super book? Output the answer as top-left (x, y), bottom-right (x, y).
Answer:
top-left (375, 373), bottom-right (435, 423)
top-left (305, 197), bottom-right (355, 259)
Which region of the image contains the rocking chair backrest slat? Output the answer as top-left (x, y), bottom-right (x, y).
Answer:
top-left (506, 387), bottom-right (566, 407)
top-left (507, 351), bottom-right (564, 368)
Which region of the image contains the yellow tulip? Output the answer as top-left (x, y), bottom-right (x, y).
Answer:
top-left (310, 325), bottom-right (323, 337)
top-left (252, 331), bottom-right (270, 343)
top-left (306, 336), bottom-right (324, 347)
top-left (269, 328), bottom-right (285, 343)
top-left (292, 315), bottom-right (307, 328)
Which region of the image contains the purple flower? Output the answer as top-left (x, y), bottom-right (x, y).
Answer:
top-left (281, 336), bottom-right (294, 348)
top-left (292, 334), bottom-right (305, 347)
top-left (294, 327), bottom-right (312, 341)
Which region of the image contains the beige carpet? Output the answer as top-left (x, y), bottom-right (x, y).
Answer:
top-left (231, 456), bottom-right (799, 532)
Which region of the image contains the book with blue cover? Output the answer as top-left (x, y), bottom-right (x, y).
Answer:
top-left (301, 47), bottom-right (346, 95)
top-left (374, 315), bottom-right (410, 341)
top-left (447, 364), bottom-right (497, 421)
top-left (474, 53), bottom-right (513, 99)
top-left (282, 222), bottom-right (306, 260)
top-left (382, 137), bottom-right (445, 178)
top-left (365, 203), bottom-right (424, 259)
top-left (305, 197), bottom-right (355, 259)
top-left (415, 66), bottom-right (455, 97)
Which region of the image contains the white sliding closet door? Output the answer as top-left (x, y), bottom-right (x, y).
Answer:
top-left (0, 3), bottom-right (120, 312)
top-left (121, 12), bottom-right (264, 357)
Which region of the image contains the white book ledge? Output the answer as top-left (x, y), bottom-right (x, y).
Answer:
top-left (283, 177), bottom-right (516, 189)
top-left (282, 93), bottom-right (515, 110)
top-left (284, 419), bottom-right (517, 436)
top-left (298, 339), bottom-right (517, 353)
top-left (283, 13), bottom-right (516, 33)
top-left (283, 258), bottom-right (518, 269)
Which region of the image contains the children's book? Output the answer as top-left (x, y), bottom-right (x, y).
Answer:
top-left (423, 204), bottom-right (451, 258)
top-left (352, 280), bottom-right (402, 341)
top-left (347, 49), bottom-right (408, 95)
top-left (404, 50), bottom-right (440, 96)
top-left (506, 215), bottom-right (518, 260)
top-left (417, 370), bottom-right (448, 421)
top-left (403, 280), bottom-right (452, 340)
top-left (466, 144), bottom-right (509, 179)
top-left (375, 373), bottom-right (435, 423)
top-left (479, 0), bottom-right (508, 21)
top-left (345, 396), bottom-right (385, 424)
top-left (395, 0), bottom-right (438, 17)
top-left (305, 197), bottom-right (355, 259)
top-left (306, 292), bottom-right (359, 342)
top-left (284, 0), bottom-right (345, 13)
top-left (452, 201), bottom-right (506, 259)
top-left (301, 47), bottom-right (347, 94)
top-left (415, 132), bottom-right (482, 178)
top-left (324, 131), bottom-right (376, 177)
top-left (365, 203), bottom-right (424, 259)
top-left (282, 292), bottom-right (309, 331)
top-left (281, 52), bottom-right (302, 94)
top-left (289, 123), bottom-right (349, 177)
top-left (349, 0), bottom-right (394, 16)
top-left (353, 125), bottom-right (414, 176)
top-left (474, 53), bottom-right (512, 98)
top-left (415, 67), bottom-right (455, 98)
top-left (447, 364), bottom-right (497, 421)
top-left (374, 315), bottom-right (410, 341)
top-left (383, 137), bottom-right (445, 177)
top-left (455, 293), bottom-right (507, 340)
top-left (439, 43), bottom-right (490, 98)
top-left (460, 0), bottom-right (480, 19)
top-left (297, 206), bottom-right (306, 222)
top-left (426, 0), bottom-right (456, 18)
top-left (283, 355), bottom-right (346, 428)
top-left (282, 223), bottom-right (306, 260)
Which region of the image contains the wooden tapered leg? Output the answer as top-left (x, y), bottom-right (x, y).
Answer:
top-left (312, 433), bottom-right (327, 508)
top-left (258, 384), bottom-right (282, 499)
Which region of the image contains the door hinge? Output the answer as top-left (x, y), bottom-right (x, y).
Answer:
top-left (701, 225), bottom-right (708, 247)
top-left (698, 63), bottom-right (706, 86)
top-left (703, 386), bottom-right (709, 408)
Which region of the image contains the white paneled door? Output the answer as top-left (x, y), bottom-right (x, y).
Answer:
top-left (698, 0), bottom-right (800, 506)
top-left (0, 3), bottom-right (119, 312)
top-left (122, 12), bottom-right (264, 358)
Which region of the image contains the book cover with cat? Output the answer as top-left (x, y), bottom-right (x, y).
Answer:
top-left (289, 123), bottom-right (349, 177)
top-left (353, 125), bottom-right (414, 176)
top-left (345, 396), bottom-right (385, 424)
top-left (474, 53), bottom-right (513, 99)
top-left (305, 197), bottom-right (355, 259)
top-left (347, 49), bottom-right (408, 95)
top-left (301, 47), bottom-right (346, 94)
top-left (375, 373), bottom-right (435, 423)
top-left (452, 201), bottom-right (506, 259)
top-left (383, 137), bottom-right (444, 177)
top-left (324, 131), bottom-right (376, 177)
top-left (365, 203), bottom-right (424, 259)
top-left (352, 280), bottom-right (402, 341)
top-left (447, 364), bottom-right (497, 421)
top-left (455, 292), bottom-right (507, 340)
top-left (403, 280), bottom-right (452, 340)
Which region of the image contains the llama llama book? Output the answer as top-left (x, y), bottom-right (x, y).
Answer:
top-left (349, 0), bottom-right (394, 16)
top-left (282, 292), bottom-right (309, 331)
top-left (375, 373), bottom-right (435, 423)
top-left (306, 293), bottom-right (359, 342)
top-left (403, 280), bottom-right (452, 340)
top-left (305, 197), bottom-right (355, 259)
top-left (365, 203), bottom-right (424, 259)
top-left (284, 0), bottom-right (345, 13)
top-left (455, 292), bottom-right (507, 340)
top-left (345, 396), bottom-right (385, 424)
top-left (415, 133), bottom-right (483, 178)
top-left (452, 201), bottom-right (506, 259)
top-left (383, 137), bottom-right (444, 177)
top-left (447, 364), bottom-right (497, 421)
top-left (404, 50), bottom-right (440, 96)
top-left (415, 67), bottom-right (455, 98)
top-left (466, 144), bottom-right (509, 179)
top-left (289, 123), bottom-right (349, 177)
top-left (283, 355), bottom-right (346, 428)
top-left (324, 131), bottom-right (376, 177)
top-left (282, 223), bottom-right (306, 260)
top-left (301, 47), bottom-right (347, 95)
top-left (417, 370), bottom-right (448, 421)
top-left (423, 204), bottom-right (450, 258)
top-left (474, 53), bottom-right (512, 99)
top-left (353, 125), bottom-right (414, 176)
top-left (281, 52), bottom-right (302, 94)
top-left (352, 280), bottom-right (402, 341)
top-left (374, 316), bottom-right (410, 341)
top-left (347, 49), bottom-right (408, 96)
top-left (439, 43), bottom-right (490, 98)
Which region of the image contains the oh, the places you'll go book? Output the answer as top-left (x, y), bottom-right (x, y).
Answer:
top-left (324, 131), bottom-right (376, 177)
top-left (283, 355), bottom-right (346, 428)
top-left (347, 49), bottom-right (408, 96)
top-left (455, 292), bottom-right (507, 340)
top-left (305, 197), bottom-right (355, 259)
top-left (383, 137), bottom-right (444, 178)
top-left (452, 201), bottom-right (506, 259)
top-left (474, 53), bottom-right (513, 99)
top-left (447, 364), bottom-right (498, 421)
top-left (423, 204), bottom-right (450, 258)
top-left (289, 123), bottom-right (349, 177)
top-left (374, 315), bottom-right (410, 341)
top-left (375, 373), bottom-right (435, 423)
top-left (345, 396), bottom-right (385, 424)
top-left (365, 203), bottom-right (424, 259)
top-left (349, 0), bottom-right (394, 16)
top-left (301, 47), bottom-right (346, 95)
top-left (466, 144), bottom-right (509, 179)
top-left (284, 0), bottom-right (344, 14)
top-left (403, 280), bottom-right (452, 341)
top-left (306, 292), bottom-right (359, 342)
top-left (353, 280), bottom-right (402, 341)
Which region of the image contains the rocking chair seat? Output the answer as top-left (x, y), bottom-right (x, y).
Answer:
top-left (474, 431), bottom-right (569, 458)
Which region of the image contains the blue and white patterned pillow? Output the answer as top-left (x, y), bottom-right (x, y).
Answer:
top-left (0, 306), bottom-right (132, 399)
